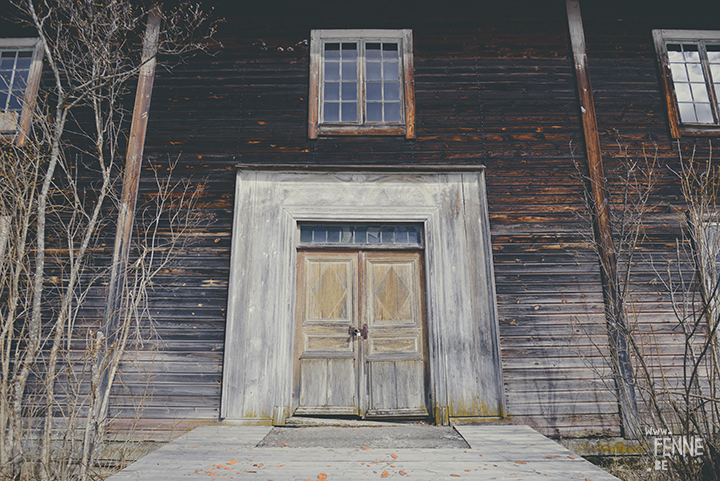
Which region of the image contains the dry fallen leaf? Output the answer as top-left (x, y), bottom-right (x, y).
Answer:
top-left (399, 470), bottom-right (407, 476)
top-left (451, 475), bottom-right (461, 478)
top-left (227, 460), bottom-right (238, 465)
top-left (318, 473), bottom-right (328, 481)
top-left (391, 454), bottom-right (398, 459)
top-left (381, 471), bottom-right (389, 478)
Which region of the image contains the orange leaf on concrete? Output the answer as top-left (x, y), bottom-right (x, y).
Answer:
top-left (391, 454), bottom-right (398, 459)
top-left (399, 470), bottom-right (407, 476)
top-left (451, 475), bottom-right (461, 478)
top-left (381, 471), bottom-right (389, 478)
top-left (318, 473), bottom-right (328, 481)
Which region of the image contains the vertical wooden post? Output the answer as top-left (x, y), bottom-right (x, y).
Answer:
top-left (565, 0), bottom-right (639, 438)
top-left (100, 6), bottom-right (161, 391)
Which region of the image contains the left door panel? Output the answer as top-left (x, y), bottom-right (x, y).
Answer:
top-left (294, 252), bottom-right (360, 415)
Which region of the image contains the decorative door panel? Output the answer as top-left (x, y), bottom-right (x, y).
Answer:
top-left (363, 252), bottom-right (427, 417)
top-left (294, 249), bottom-right (427, 418)
top-left (295, 252), bottom-right (359, 415)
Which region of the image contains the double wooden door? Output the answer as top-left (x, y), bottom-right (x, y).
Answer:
top-left (293, 250), bottom-right (428, 418)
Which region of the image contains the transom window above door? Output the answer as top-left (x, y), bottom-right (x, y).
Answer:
top-left (308, 29), bottom-right (415, 139)
top-left (298, 223), bottom-right (423, 248)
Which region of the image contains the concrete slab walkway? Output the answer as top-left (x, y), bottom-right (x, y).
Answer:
top-left (108, 424), bottom-right (620, 480)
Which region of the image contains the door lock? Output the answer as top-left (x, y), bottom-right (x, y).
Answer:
top-left (348, 324), bottom-right (369, 339)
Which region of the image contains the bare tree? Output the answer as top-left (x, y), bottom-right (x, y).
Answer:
top-left (0, 1), bottom-right (214, 479)
top-left (575, 140), bottom-right (720, 480)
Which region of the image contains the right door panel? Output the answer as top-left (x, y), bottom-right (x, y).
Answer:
top-left (363, 251), bottom-right (428, 417)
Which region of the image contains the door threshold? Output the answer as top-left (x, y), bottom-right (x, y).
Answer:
top-left (285, 416), bottom-right (413, 427)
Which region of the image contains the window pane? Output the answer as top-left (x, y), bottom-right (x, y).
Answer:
top-left (324, 43), bottom-right (340, 60)
top-left (367, 227), bottom-right (381, 244)
top-left (683, 44), bottom-right (700, 63)
top-left (341, 42), bottom-right (357, 60)
top-left (0, 56), bottom-right (15, 70)
top-left (667, 44), bottom-right (683, 62)
top-left (708, 45), bottom-right (720, 63)
top-left (380, 226), bottom-right (394, 244)
top-left (8, 94), bottom-right (20, 111)
top-left (13, 69), bottom-right (29, 89)
top-left (675, 82), bottom-right (692, 102)
top-left (367, 82), bottom-right (382, 101)
top-left (342, 82), bottom-right (357, 101)
top-left (342, 61), bottom-right (357, 81)
top-left (687, 63), bottom-right (705, 83)
top-left (367, 62), bottom-right (381, 81)
top-left (366, 42), bottom-right (381, 60)
top-left (325, 61), bottom-right (339, 81)
top-left (327, 225), bottom-right (341, 243)
top-left (324, 102), bottom-right (339, 122)
top-left (384, 62), bottom-right (399, 80)
top-left (0, 70), bottom-right (11, 89)
top-left (354, 226), bottom-right (368, 243)
top-left (0, 90), bottom-right (8, 110)
top-left (300, 225), bottom-right (313, 243)
top-left (341, 226), bottom-right (353, 243)
top-left (382, 42), bottom-right (399, 59)
top-left (696, 103), bottom-right (714, 123)
top-left (313, 227), bottom-right (327, 243)
top-left (691, 82), bottom-right (710, 103)
top-left (395, 226), bottom-right (408, 244)
top-left (385, 102), bottom-right (401, 122)
top-left (324, 82), bottom-right (339, 101)
top-left (341, 101), bottom-right (357, 122)
top-left (678, 102), bottom-right (697, 122)
top-left (367, 102), bottom-right (382, 121)
top-left (384, 82), bottom-right (400, 101)
top-left (670, 63), bottom-right (688, 83)
top-left (15, 57), bottom-right (31, 71)
top-left (408, 226), bottom-right (421, 245)
top-left (711, 65), bottom-right (720, 83)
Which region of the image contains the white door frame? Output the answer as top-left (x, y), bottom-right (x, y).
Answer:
top-left (222, 169), bottom-right (503, 425)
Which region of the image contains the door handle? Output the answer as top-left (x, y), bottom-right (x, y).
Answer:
top-left (360, 324), bottom-right (368, 340)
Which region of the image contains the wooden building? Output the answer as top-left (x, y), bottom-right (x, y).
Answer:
top-left (3, 0), bottom-right (720, 445)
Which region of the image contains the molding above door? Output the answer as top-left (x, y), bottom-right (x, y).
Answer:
top-left (222, 170), bottom-right (503, 425)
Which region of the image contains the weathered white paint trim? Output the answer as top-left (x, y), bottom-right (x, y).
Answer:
top-left (222, 170), bottom-right (503, 424)
top-left (0, 216), bottom-right (10, 261)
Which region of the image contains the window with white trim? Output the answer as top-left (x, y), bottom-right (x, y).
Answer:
top-left (308, 29), bottom-right (415, 139)
top-left (653, 30), bottom-right (720, 138)
top-left (0, 38), bottom-right (43, 145)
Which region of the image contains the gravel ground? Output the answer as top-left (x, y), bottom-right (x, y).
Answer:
top-left (256, 425), bottom-right (471, 449)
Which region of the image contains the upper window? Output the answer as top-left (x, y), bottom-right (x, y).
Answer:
top-left (653, 30), bottom-right (720, 138)
top-left (0, 38), bottom-right (43, 145)
top-left (308, 29), bottom-right (415, 139)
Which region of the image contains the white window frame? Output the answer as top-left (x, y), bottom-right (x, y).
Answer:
top-left (0, 38), bottom-right (44, 146)
top-left (653, 30), bottom-right (720, 138)
top-left (308, 29), bottom-right (415, 139)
